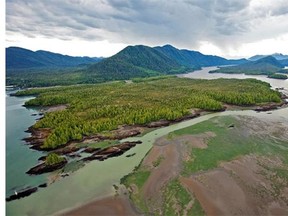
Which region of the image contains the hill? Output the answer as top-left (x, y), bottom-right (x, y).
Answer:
top-left (6, 47), bottom-right (102, 70)
top-left (154, 44), bottom-right (247, 68)
top-left (249, 53), bottom-right (288, 61)
top-left (210, 56), bottom-right (285, 75)
top-left (84, 45), bottom-right (188, 82)
top-left (279, 59), bottom-right (288, 66)
top-left (84, 44), bottom-right (248, 82)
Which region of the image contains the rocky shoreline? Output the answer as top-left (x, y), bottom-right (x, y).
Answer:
top-left (26, 159), bottom-right (68, 175)
top-left (10, 95), bottom-right (286, 202)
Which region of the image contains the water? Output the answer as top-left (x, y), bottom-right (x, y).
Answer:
top-left (6, 69), bottom-right (288, 215)
top-left (6, 92), bottom-right (47, 198)
top-left (179, 66), bottom-right (288, 89)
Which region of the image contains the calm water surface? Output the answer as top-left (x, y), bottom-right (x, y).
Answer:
top-left (6, 69), bottom-right (288, 215)
top-left (6, 92), bottom-right (47, 197)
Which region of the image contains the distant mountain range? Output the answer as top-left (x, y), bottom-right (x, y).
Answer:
top-left (6, 44), bottom-right (288, 87)
top-left (249, 53), bottom-right (288, 61)
top-left (6, 47), bottom-right (102, 69)
top-left (211, 56), bottom-right (286, 75)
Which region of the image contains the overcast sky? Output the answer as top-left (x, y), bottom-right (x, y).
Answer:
top-left (5, 0), bottom-right (288, 58)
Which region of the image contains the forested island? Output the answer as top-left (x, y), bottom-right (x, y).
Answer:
top-left (268, 73), bottom-right (288, 79)
top-left (15, 77), bottom-right (282, 151)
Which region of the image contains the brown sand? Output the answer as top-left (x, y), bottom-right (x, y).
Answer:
top-left (138, 133), bottom-right (214, 212)
top-left (180, 155), bottom-right (288, 216)
top-left (62, 195), bottom-right (140, 216)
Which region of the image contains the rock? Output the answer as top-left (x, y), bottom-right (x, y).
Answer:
top-left (61, 173), bottom-right (69, 178)
top-left (83, 147), bottom-right (101, 153)
top-left (22, 127), bottom-right (51, 149)
top-left (6, 187), bottom-right (38, 202)
top-left (147, 120), bottom-right (170, 128)
top-left (38, 156), bottom-right (47, 161)
top-left (67, 153), bottom-right (81, 158)
top-left (38, 183), bottom-right (47, 188)
top-left (254, 103), bottom-right (281, 112)
top-left (112, 130), bottom-right (141, 140)
top-left (126, 153), bottom-right (136, 158)
top-left (82, 141), bottom-right (142, 162)
top-left (26, 160), bottom-right (67, 175)
top-left (53, 146), bottom-right (80, 155)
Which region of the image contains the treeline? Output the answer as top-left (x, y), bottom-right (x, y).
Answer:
top-left (17, 77), bottom-right (281, 149)
top-left (268, 74), bottom-right (287, 80)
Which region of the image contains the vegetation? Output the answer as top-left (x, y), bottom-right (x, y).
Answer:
top-left (6, 45), bottom-right (247, 88)
top-left (163, 179), bottom-right (196, 216)
top-left (6, 46), bottom-right (101, 69)
top-left (121, 168), bottom-right (151, 213)
top-left (15, 77), bottom-right (281, 149)
top-left (210, 56), bottom-right (284, 75)
top-left (268, 73), bottom-right (288, 79)
top-left (45, 153), bottom-right (65, 166)
top-left (155, 44), bottom-right (247, 68)
top-left (169, 116), bottom-right (288, 175)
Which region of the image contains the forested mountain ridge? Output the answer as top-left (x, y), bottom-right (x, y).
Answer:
top-left (84, 45), bottom-right (188, 82)
top-left (249, 53), bottom-right (288, 61)
top-left (6, 47), bottom-right (102, 70)
top-left (83, 44), bottom-right (249, 82)
top-left (154, 44), bottom-right (248, 68)
top-left (211, 56), bottom-right (286, 75)
top-left (6, 44), bottom-right (248, 87)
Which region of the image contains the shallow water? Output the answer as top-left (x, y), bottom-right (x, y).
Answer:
top-left (6, 92), bottom-right (47, 198)
top-left (179, 66), bottom-right (288, 89)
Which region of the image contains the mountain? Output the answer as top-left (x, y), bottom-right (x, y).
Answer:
top-left (279, 59), bottom-right (288, 66)
top-left (85, 45), bottom-right (188, 81)
top-left (249, 53), bottom-right (288, 61)
top-left (6, 47), bottom-right (102, 70)
top-left (211, 56), bottom-right (284, 75)
top-left (6, 44), bottom-right (250, 87)
top-left (154, 44), bottom-right (248, 68)
top-left (85, 44), bottom-right (248, 82)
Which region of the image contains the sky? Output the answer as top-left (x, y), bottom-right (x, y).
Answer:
top-left (5, 0), bottom-right (288, 59)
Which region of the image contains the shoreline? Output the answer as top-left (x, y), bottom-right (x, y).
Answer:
top-left (58, 186), bottom-right (141, 216)
top-left (8, 88), bottom-right (288, 207)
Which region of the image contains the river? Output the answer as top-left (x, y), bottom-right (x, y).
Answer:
top-left (6, 68), bottom-right (288, 215)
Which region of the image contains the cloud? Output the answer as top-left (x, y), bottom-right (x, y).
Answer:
top-left (6, 0), bottom-right (288, 56)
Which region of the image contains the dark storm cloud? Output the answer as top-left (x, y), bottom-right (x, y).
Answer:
top-left (6, 0), bottom-right (288, 50)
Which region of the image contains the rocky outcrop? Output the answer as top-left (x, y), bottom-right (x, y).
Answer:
top-left (23, 127), bottom-right (51, 150)
top-left (254, 102), bottom-right (286, 112)
top-left (53, 146), bottom-right (80, 155)
top-left (146, 113), bottom-right (201, 128)
top-left (83, 141), bottom-right (142, 162)
top-left (6, 187), bottom-right (38, 202)
top-left (26, 159), bottom-right (67, 175)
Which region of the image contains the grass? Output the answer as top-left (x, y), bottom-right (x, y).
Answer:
top-left (189, 199), bottom-right (206, 216)
top-left (122, 115), bottom-right (288, 215)
top-left (169, 116), bottom-right (288, 176)
top-left (163, 179), bottom-right (196, 216)
top-left (121, 168), bottom-right (151, 213)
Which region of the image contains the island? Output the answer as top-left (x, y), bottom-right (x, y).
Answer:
top-left (14, 77), bottom-right (286, 175)
top-left (267, 73), bottom-right (288, 79)
top-left (6, 73), bottom-right (288, 216)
